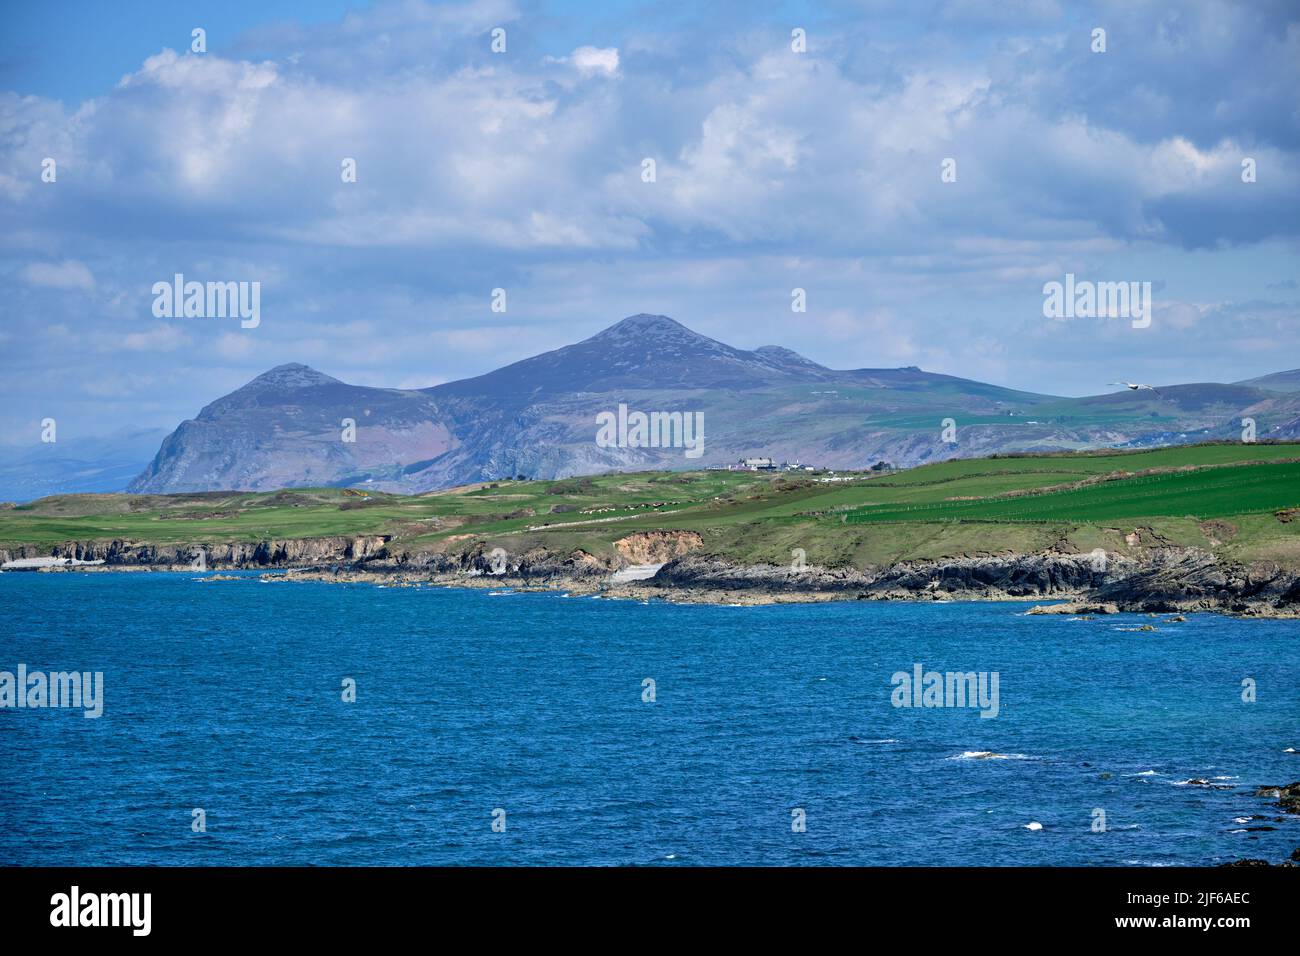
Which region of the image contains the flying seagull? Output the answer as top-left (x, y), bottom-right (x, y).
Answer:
top-left (1108, 381), bottom-right (1160, 394)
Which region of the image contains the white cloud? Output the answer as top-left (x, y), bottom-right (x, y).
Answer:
top-left (20, 260), bottom-right (94, 290)
top-left (214, 333), bottom-right (254, 359)
top-left (569, 46), bottom-right (620, 76)
top-left (121, 324), bottom-right (192, 352)
top-left (0, 0), bottom-right (1296, 442)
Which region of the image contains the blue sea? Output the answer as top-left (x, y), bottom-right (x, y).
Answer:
top-left (1, 571), bottom-right (1297, 866)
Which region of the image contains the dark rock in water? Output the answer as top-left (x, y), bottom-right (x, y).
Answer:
top-left (1224, 845), bottom-right (1300, 866)
top-left (1253, 781), bottom-right (1300, 813)
top-left (1098, 771), bottom-right (1113, 780)
top-left (1281, 788), bottom-right (1300, 814)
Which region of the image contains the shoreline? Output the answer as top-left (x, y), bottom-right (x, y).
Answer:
top-left (8, 549), bottom-right (1300, 619)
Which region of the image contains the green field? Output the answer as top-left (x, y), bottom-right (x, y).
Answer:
top-left (2, 442), bottom-right (1298, 569)
top-left (843, 461), bottom-right (1300, 523)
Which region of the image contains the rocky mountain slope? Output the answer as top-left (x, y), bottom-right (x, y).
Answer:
top-left (126, 314), bottom-right (1300, 494)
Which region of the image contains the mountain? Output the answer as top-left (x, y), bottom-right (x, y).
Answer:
top-left (0, 428), bottom-right (169, 503)
top-left (435, 314), bottom-right (837, 395)
top-left (128, 365), bottom-right (453, 492)
top-left (125, 317), bottom-right (1300, 494)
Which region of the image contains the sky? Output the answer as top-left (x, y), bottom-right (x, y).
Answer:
top-left (1, 0), bottom-right (1298, 443)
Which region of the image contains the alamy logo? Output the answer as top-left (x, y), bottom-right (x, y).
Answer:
top-left (50, 886), bottom-right (150, 936)
top-left (596, 404), bottom-right (704, 459)
top-left (0, 664), bottom-right (103, 718)
top-left (891, 663), bottom-right (1000, 718)
top-left (152, 273), bottom-right (261, 328)
top-left (1043, 273), bottom-right (1151, 328)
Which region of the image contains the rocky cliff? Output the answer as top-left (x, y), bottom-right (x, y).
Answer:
top-left (6, 536), bottom-right (1298, 618)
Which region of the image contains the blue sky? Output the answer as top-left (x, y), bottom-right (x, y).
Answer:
top-left (1, 0), bottom-right (1298, 442)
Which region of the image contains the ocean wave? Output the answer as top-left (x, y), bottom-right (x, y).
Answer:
top-left (946, 751), bottom-right (1038, 761)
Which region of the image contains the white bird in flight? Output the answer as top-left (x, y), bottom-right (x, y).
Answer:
top-left (1108, 381), bottom-right (1160, 394)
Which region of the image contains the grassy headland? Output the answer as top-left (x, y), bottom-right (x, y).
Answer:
top-left (2, 442), bottom-right (1298, 573)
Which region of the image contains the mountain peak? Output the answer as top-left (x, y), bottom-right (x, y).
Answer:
top-left (246, 364), bottom-right (342, 389)
top-left (584, 313), bottom-right (706, 344)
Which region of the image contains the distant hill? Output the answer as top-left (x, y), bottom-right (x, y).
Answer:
top-left (0, 429), bottom-right (169, 503)
top-left (1237, 369), bottom-right (1300, 392)
top-left (128, 365), bottom-right (451, 494)
top-left (123, 315), bottom-right (1300, 494)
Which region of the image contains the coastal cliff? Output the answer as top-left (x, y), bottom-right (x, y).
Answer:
top-left (639, 549), bottom-right (1300, 617)
top-left (6, 536), bottom-right (1298, 618)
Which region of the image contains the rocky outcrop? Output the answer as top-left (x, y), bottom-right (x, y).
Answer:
top-left (1254, 782), bottom-right (1300, 815)
top-left (651, 550), bottom-right (1114, 597)
top-left (363, 543), bottom-right (616, 582)
top-left (614, 530), bottom-right (703, 564)
top-left (649, 556), bottom-right (874, 593)
top-left (1091, 550), bottom-right (1300, 614)
top-left (644, 548), bottom-right (1300, 616)
top-left (0, 535), bottom-right (389, 568)
top-left (1026, 602), bottom-right (1121, 616)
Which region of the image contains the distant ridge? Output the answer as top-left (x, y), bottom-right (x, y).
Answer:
top-left (1236, 369), bottom-right (1300, 393)
top-left (124, 315), bottom-right (1300, 494)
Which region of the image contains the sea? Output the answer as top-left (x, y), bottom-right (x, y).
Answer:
top-left (1, 571), bottom-right (1297, 866)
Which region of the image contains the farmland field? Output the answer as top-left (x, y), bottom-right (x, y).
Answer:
top-left (2, 442), bottom-right (1298, 568)
top-left (842, 461), bottom-right (1300, 524)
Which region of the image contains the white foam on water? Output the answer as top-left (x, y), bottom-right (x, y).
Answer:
top-left (947, 751), bottom-right (1037, 761)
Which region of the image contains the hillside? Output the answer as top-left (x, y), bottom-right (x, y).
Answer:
top-left (7, 444), bottom-right (1299, 598)
top-left (121, 315), bottom-right (1300, 495)
top-left (1238, 369), bottom-right (1300, 393)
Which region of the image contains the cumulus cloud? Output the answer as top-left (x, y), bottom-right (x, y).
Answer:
top-left (558, 46), bottom-right (620, 76)
top-left (0, 0), bottom-right (1296, 437)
